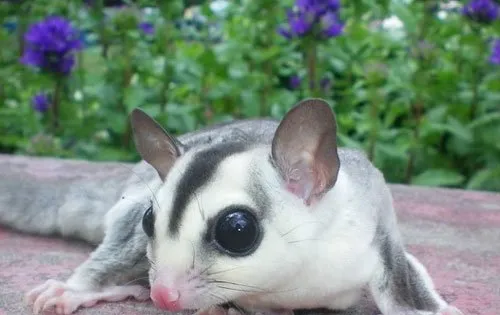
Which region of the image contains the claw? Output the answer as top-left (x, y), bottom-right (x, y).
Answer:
top-left (25, 279), bottom-right (150, 315)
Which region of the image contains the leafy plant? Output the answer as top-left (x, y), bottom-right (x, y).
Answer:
top-left (0, 0), bottom-right (499, 191)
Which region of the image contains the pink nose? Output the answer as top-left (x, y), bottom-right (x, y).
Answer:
top-left (150, 284), bottom-right (181, 311)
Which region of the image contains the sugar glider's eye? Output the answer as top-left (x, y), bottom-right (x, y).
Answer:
top-left (142, 206), bottom-right (154, 238)
top-left (213, 207), bottom-right (261, 256)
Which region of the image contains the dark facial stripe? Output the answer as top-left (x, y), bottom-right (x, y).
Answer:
top-left (169, 142), bottom-right (248, 236)
top-left (248, 170), bottom-right (271, 216)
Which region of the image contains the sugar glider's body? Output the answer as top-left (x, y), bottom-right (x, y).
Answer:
top-left (0, 99), bottom-right (463, 315)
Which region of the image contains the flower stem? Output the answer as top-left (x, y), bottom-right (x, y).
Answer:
top-left (117, 33), bottom-right (133, 150)
top-left (0, 87), bottom-right (4, 112)
top-left (469, 70), bottom-right (482, 120)
top-left (367, 86), bottom-right (379, 161)
top-left (405, 101), bottom-right (422, 183)
top-left (258, 1), bottom-right (278, 116)
top-left (94, 0), bottom-right (109, 59)
top-left (160, 25), bottom-right (175, 113)
top-left (469, 28), bottom-right (486, 120)
top-left (405, 2), bottom-right (431, 183)
top-left (260, 61), bottom-right (273, 116)
top-left (77, 49), bottom-right (85, 116)
top-left (51, 77), bottom-right (63, 134)
top-left (306, 43), bottom-right (318, 97)
top-left (17, 2), bottom-right (32, 58)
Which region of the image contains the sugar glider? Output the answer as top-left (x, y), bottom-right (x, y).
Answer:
top-left (0, 99), bottom-right (464, 315)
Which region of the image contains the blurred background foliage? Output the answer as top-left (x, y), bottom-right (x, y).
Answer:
top-left (0, 0), bottom-right (500, 191)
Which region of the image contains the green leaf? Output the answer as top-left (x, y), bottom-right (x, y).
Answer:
top-left (425, 120), bottom-right (473, 143)
top-left (376, 142), bottom-right (407, 160)
top-left (249, 46), bottom-right (281, 63)
top-left (425, 106), bottom-right (448, 121)
top-left (390, 2), bottom-right (417, 35)
top-left (164, 103), bottom-right (200, 133)
top-left (446, 118), bottom-right (473, 143)
top-left (411, 169), bottom-right (465, 187)
top-left (337, 133), bottom-right (364, 150)
top-left (124, 86), bottom-right (152, 112)
top-left (228, 62), bottom-right (249, 79)
top-left (468, 112), bottom-right (500, 130)
top-left (0, 134), bottom-right (28, 147)
top-left (466, 167), bottom-right (500, 190)
top-left (92, 146), bottom-right (136, 162)
top-left (241, 90), bottom-right (260, 117)
top-left (107, 112), bottom-right (127, 134)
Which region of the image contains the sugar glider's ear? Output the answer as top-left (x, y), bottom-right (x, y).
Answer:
top-left (130, 108), bottom-right (184, 181)
top-left (271, 98), bottom-right (340, 205)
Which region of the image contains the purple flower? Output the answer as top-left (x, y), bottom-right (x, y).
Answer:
top-left (21, 16), bottom-right (82, 75)
top-left (320, 77), bottom-right (332, 91)
top-left (320, 12), bottom-right (344, 38)
top-left (287, 9), bottom-right (314, 36)
top-left (490, 39), bottom-right (500, 65)
top-left (139, 22), bottom-right (154, 35)
top-left (289, 75), bottom-right (302, 89)
top-left (32, 92), bottom-right (51, 113)
top-left (277, 27), bottom-right (292, 39)
top-left (462, 0), bottom-right (499, 24)
top-left (278, 0), bottom-right (343, 40)
top-left (296, 0), bottom-right (340, 18)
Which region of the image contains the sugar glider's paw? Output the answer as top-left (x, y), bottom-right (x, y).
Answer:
top-left (25, 279), bottom-right (150, 314)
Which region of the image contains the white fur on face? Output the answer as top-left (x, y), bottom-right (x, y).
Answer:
top-left (146, 145), bottom-right (382, 311)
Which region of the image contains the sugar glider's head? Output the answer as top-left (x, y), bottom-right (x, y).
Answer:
top-left (130, 99), bottom-right (340, 312)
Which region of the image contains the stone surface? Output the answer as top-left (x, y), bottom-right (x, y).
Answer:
top-left (1, 155), bottom-right (499, 315)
